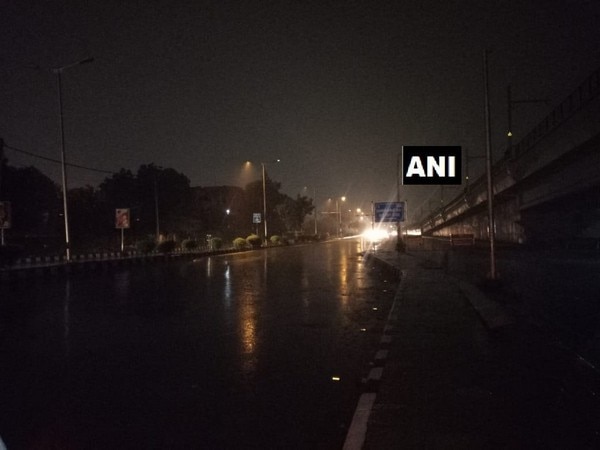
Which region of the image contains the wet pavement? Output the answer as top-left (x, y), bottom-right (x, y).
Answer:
top-left (0, 241), bottom-right (397, 449)
top-left (346, 241), bottom-right (600, 449)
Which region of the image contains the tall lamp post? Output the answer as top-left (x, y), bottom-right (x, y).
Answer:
top-left (337, 196), bottom-right (346, 238)
top-left (483, 49), bottom-right (497, 280)
top-left (260, 159), bottom-right (280, 245)
top-left (261, 163), bottom-right (267, 243)
top-left (326, 196), bottom-right (346, 238)
top-left (52, 57), bottom-right (94, 262)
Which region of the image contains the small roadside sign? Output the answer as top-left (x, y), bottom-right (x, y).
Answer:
top-left (115, 208), bottom-right (130, 229)
top-left (253, 213), bottom-right (262, 224)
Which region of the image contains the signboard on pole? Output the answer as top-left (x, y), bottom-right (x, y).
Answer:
top-left (115, 208), bottom-right (130, 229)
top-left (253, 213), bottom-right (262, 224)
top-left (374, 202), bottom-right (405, 223)
top-left (0, 201), bottom-right (11, 229)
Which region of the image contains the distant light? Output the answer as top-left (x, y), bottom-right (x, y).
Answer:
top-left (372, 307), bottom-right (378, 311)
top-left (331, 376), bottom-right (341, 381)
top-left (360, 328), bottom-right (367, 332)
top-left (507, 131), bottom-right (513, 137)
top-left (362, 228), bottom-right (389, 242)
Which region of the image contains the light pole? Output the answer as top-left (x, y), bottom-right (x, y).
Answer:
top-left (154, 175), bottom-right (160, 243)
top-left (260, 159), bottom-right (280, 245)
top-left (153, 165), bottom-right (163, 243)
top-left (52, 57), bottom-right (94, 262)
top-left (313, 188), bottom-right (318, 235)
top-left (261, 163), bottom-right (267, 243)
top-left (326, 196), bottom-right (346, 238)
top-left (0, 138), bottom-right (4, 246)
top-left (483, 49), bottom-right (497, 280)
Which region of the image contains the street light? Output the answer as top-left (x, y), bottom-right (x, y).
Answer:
top-left (337, 196), bottom-right (346, 238)
top-left (260, 159), bottom-right (280, 244)
top-left (154, 171), bottom-right (160, 243)
top-left (326, 196), bottom-right (346, 238)
top-left (52, 57), bottom-right (94, 262)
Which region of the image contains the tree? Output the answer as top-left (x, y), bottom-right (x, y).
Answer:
top-left (98, 164), bottom-right (193, 241)
top-left (243, 176), bottom-right (287, 236)
top-left (1, 164), bottom-right (61, 247)
top-left (244, 177), bottom-right (315, 236)
top-left (276, 194), bottom-right (314, 233)
top-left (136, 164), bottom-right (192, 238)
top-left (69, 185), bottom-right (112, 249)
top-left (98, 169), bottom-right (138, 209)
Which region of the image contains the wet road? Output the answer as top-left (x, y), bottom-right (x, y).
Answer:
top-left (0, 240), bottom-right (397, 449)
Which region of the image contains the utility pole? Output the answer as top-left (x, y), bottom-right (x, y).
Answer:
top-left (0, 138), bottom-right (4, 246)
top-left (52, 57), bottom-right (94, 262)
top-left (0, 138), bottom-right (4, 199)
top-left (313, 187), bottom-right (317, 235)
top-left (154, 173), bottom-right (160, 243)
top-left (396, 152), bottom-right (404, 252)
top-left (262, 163), bottom-right (267, 243)
top-left (483, 50), bottom-right (497, 281)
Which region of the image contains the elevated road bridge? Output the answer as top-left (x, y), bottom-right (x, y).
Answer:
top-left (417, 66), bottom-right (600, 248)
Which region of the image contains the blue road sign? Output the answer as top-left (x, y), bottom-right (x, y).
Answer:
top-left (374, 202), bottom-right (405, 222)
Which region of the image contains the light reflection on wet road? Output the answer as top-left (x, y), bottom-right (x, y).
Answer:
top-left (0, 240), bottom-right (397, 449)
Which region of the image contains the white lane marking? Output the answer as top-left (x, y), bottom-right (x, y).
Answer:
top-left (342, 393), bottom-right (377, 450)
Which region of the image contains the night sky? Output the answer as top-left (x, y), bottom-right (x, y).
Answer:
top-left (2, 0), bottom-right (600, 222)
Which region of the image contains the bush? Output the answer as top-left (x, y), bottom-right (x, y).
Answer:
top-left (210, 237), bottom-right (223, 250)
top-left (0, 244), bottom-right (24, 267)
top-left (233, 237), bottom-right (247, 250)
top-left (157, 240), bottom-right (177, 253)
top-left (270, 235), bottom-right (283, 245)
top-left (182, 239), bottom-right (198, 250)
top-left (136, 240), bottom-right (156, 254)
top-left (246, 234), bottom-right (262, 249)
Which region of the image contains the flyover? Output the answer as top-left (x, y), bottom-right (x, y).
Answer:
top-left (416, 66), bottom-right (600, 248)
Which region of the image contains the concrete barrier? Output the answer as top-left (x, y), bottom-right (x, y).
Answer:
top-left (450, 233), bottom-right (475, 246)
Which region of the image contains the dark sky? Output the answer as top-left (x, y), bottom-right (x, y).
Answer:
top-left (2, 0), bottom-right (600, 221)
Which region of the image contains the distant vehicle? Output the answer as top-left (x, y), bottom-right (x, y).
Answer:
top-left (359, 228), bottom-right (390, 252)
top-left (361, 228), bottom-right (389, 243)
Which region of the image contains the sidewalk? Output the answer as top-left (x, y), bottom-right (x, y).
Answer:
top-left (345, 242), bottom-right (600, 449)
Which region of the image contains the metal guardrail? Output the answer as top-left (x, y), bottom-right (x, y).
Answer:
top-left (0, 245), bottom-right (235, 273)
top-left (8, 245), bottom-right (226, 268)
top-left (512, 68), bottom-right (600, 159)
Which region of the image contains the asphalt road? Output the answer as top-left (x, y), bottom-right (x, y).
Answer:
top-left (0, 240), bottom-right (397, 449)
